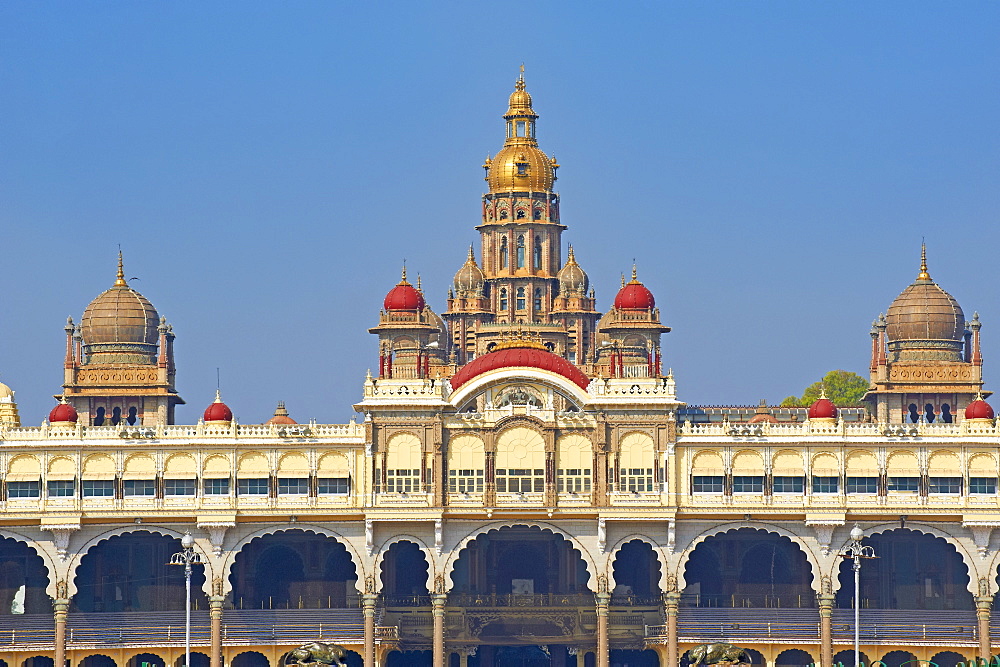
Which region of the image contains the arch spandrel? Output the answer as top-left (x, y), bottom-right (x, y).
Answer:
top-left (675, 522), bottom-right (821, 594)
top-left (448, 369), bottom-right (591, 411)
top-left (221, 524), bottom-right (368, 596)
top-left (443, 521), bottom-right (600, 593)
top-left (67, 526), bottom-right (214, 600)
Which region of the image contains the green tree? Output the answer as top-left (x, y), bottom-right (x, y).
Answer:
top-left (779, 370), bottom-right (869, 407)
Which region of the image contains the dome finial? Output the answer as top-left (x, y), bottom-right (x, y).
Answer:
top-left (567, 245), bottom-right (576, 262)
top-left (468, 245), bottom-right (476, 262)
top-left (115, 250), bottom-right (127, 287)
top-left (917, 242), bottom-right (931, 281)
top-left (399, 262), bottom-right (410, 286)
top-left (629, 262), bottom-right (639, 284)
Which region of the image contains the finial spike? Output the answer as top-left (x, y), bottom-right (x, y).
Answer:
top-left (917, 242), bottom-right (931, 281)
top-left (115, 250), bottom-right (127, 286)
top-left (631, 262), bottom-right (638, 282)
top-left (400, 262), bottom-right (410, 285)
top-left (468, 245), bottom-right (475, 261)
top-left (416, 274), bottom-right (422, 291)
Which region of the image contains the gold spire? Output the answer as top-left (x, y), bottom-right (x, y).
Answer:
top-left (399, 264), bottom-right (410, 286)
top-left (566, 245), bottom-right (577, 264)
top-left (917, 243), bottom-right (931, 281)
top-left (115, 251), bottom-right (127, 287)
top-left (468, 245), bottom-right (476, 262)
top-left (416, 275), bottom-right (423, 292)
top-left (628, 263), bottom-right (640, 285)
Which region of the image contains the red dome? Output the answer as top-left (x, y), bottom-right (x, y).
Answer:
top-left (808, 397), bottom-right (838, 419)
top-left (450, 343), bottom-right (590, 391)
top-left (49, 401), bottom-right (78, 423)
top-left (966, 398), bottom-right (995, 420)
top-left (204, 391), bottom-right (233, 423)
top-left (384, 282), bottom-right (425, 311)
top-left (614, 270), bottom-right (655, 310)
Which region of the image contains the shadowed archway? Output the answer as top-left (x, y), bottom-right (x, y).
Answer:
top-left (612, 540), bottom-right (661, 599)
top-left (0, 536), bottom-right (50, 615)
top-left (682, 528), bottom-right (814, 607)
top-left (380, 541), bottom-right (430, 598)
top-left (74, 532), bottom-right (206, 612)
top-left (837, 529), bottom-right (972, 610)
top-left (230, 529), bottom-right (358, 609)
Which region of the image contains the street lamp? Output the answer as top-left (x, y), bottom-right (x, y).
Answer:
top-left (171, 532), bottom-right (203, 667)
top-left (841, 524), bottom-right (877, 667)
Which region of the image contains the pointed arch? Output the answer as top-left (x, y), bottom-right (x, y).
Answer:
top-left (606, 533), bottom-right (668, 593)
top-left (376, 535), bottom-right (435, 595)
top-left (0, 528), bottom-right (57, 600)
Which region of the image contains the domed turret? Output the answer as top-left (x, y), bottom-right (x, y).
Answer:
top-left (453, 247), bottom-right (485, 295)
top-left (383, 267), bottom-right (426, 311)
top-left (966, 395), bottom-right (995, 421)
top-left (49, 398), bottom-right (78, 425)
top-left (557, 246), bottom-right (589, 296)
top-left (265, 401), bottom-right (297, 425)
top-left (203, 390), bottom-right (233, 424)
top-left (884, 246), bottom-right (965, 359)
top-left (808, 388), bottom-right (838, 421)
top-left (80, 252), bottom-right (160, 364)
top-left (485, 74), bottom-right (557, 193)
top-left (614, 267), bottom-right (656, 310)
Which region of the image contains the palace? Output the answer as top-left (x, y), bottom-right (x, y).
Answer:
top-left (1, 75), bottom-right (999, 667)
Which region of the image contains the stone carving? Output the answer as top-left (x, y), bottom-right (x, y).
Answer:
top-left (365, 575), bottom-right (376, 594)
top-left (664, 573), bottom-right (677, 592)
top-left (280, 642), bottom-right (348, 666)
top-left (596, 574), bottom-right (608, 594)
top-left (821, 575), bottom-right (832, 595)
top-left (686, 643), bottom-right (750, 667)
top-left (434, 574), bottom-right (446, 595)
top-left (980, 577), bottom-right (991, 597)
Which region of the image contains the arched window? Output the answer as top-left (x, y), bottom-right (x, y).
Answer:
top-left (499, 288), bottom-right (508, 311)
top-left (925, 403), bottom-right (936, 423)
top-left (111, 406), bottom-right (122, 426)
top-left (908, 403), bottom-right (919, 423)
top-left (127, 406), bottom-right (138, 426)
top-left (533, 236), bottom-right (542, 268)
top-left (533, 208), bottom-right (542, 221)
top-left (534, 288), bottom-right (542, 311)
top-left (516, 287), bottom-right (526, 310)
top-left (499, 209), bottom-right (508, 220)
top-left (516, 235), bottom-right (525, 268)
top-left (941, 403), bottom-right (953, 423)
top-left (94, 406), bottom-right (106, 427)
top-left (500, 237), bottom-right (508, 269)
top-left (516, 209), bottom-right (526, 219)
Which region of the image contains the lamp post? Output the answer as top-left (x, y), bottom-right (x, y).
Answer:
top-left (171, 532), bottom-right (203, 667)
top-left (841, 524), bottom-right (877, 667)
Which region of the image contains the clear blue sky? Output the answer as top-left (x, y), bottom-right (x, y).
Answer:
top-left (2, 3), bottom-right (998, 425)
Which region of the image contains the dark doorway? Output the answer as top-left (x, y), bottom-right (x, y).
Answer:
top-left (230, 530), bottom-right (358, 609)
top-left (81, 658), bottom-right (117, 667)
top-left (385, 651), bottom-right (431, 666)
top-left (173, 654), bottom-right (209, 667)
top-left (612, 540), bottom-right (661, 599)
top-left (837, 529), bottom-right (972, 610)
top-left (930, 652), bottom-right (966, 667)
top-left (833, 651), bottom-right (870, 667)
top-left (880, 651), bottom-right (918, 667)
top-left (74, 532), bottom-right (206, 613)
top-left (231, 653), bottom-right (269, 667)
top-left (127, 656), bottom-right (165, 667)
top-left (682, 528), bottom-right (814, 607)
top-left (381, 541), bottom-right (430, 598)
top-left (775, 649), bottom-right (814, 667)
top-left (0, 537), bottom-right (50, 615)
top-left (495, 646), bottom-right (549, 667)
top-left (22, 659), bottom-right (54, 667)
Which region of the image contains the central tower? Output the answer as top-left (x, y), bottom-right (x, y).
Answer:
top-left (445, 74), bottom-right (600, 365)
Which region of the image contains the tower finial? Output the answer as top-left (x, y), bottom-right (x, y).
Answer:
top-left (917, 242), bottom-right (931, 281)
top-left (630, 262), bottom-right (638, 283)
top-left (400, 262), bottom-right (410, 285)
top-left (115, 250), bottom-right (127, 286)
top-left (468, 245), bottom-right (475, 261)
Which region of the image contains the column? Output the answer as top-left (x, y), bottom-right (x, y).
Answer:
top-left (209, 595), bottom-right (225, 667)
top-left (432, 593), bottom-right (447, 667)
top-left (665, 591), bottom-right (680, 667)
top-left (818, 593), bottom-right (835, 667)
top-left (363, 592), bottom-right (378, 667)
top-left (596, 591), bottom-right (610, 667)
top-left (976, 594), bottom-right (992, 660)
top-left (54, 598), bottom-right (69, 667)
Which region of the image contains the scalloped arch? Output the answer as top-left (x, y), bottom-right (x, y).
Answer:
top-left (839, 523), bottom-right (981, 595)
top-left (222, 524), bottom-right (367, 595)
top-left (443, 521), bottom-right (599, 593)
top-left (606, 533), bottom-right (667, 592)
top-left (374, 534), bottom-right (436, 594)
top-left (675, 522), bottom-right (820, 592)
top-left (0, 528), bottom-right (58, 600)
top-left (68, 527), bottom-right (213, 599)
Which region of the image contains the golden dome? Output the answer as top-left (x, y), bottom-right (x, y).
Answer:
top-left (80, 254), bottom-right (160, 363)
top-left (484, 74), bottom-right (558, 193)
top-left (557, 246), bottom-right (589, 295)
top-left (0, 379), bottom-right (13, 401)
top-left (885, 247), bottom-right (965, 343)
top-left (453, 246), bottom-right (486, 294)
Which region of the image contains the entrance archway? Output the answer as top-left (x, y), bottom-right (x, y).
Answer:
top-left (126, 655), bottom-right (164, 667)
top-left (22, 659), bottom-right (53, 667)
top-left (172, 654), bottom-right (209, 667)
top-left (682, 528), bottom-right (814, 607)
top-left (880, 651), bottom-right (918, 667)
top-left (833, 650), bottom-right (870, 667)
top-left (80, 657), bottom-right (116, 667)
top-left (380, 540), bottom-right (430, 598)
top-left (775, 649), bottom-right (814, 667)
top-left (0, 536), bottom-right (50, 615)
top-left (930, 652), bottom-right (967, 667)
top-left (231, 652), bottom-right (269, 667)
top-left (450, 526), bottom-right (591, 598)
top-left (612, 540), bottom-right (660, 600)
top-left (836, 529), bottom-right (972, 609)
top-left (74, 531), bottom-right (206, 612)
top-left (385, 651), bottom-right (431, 666)
top-left (610, 649), bottom-right (658, 666)
top-left (230, 529), bottom-right (358, 609)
